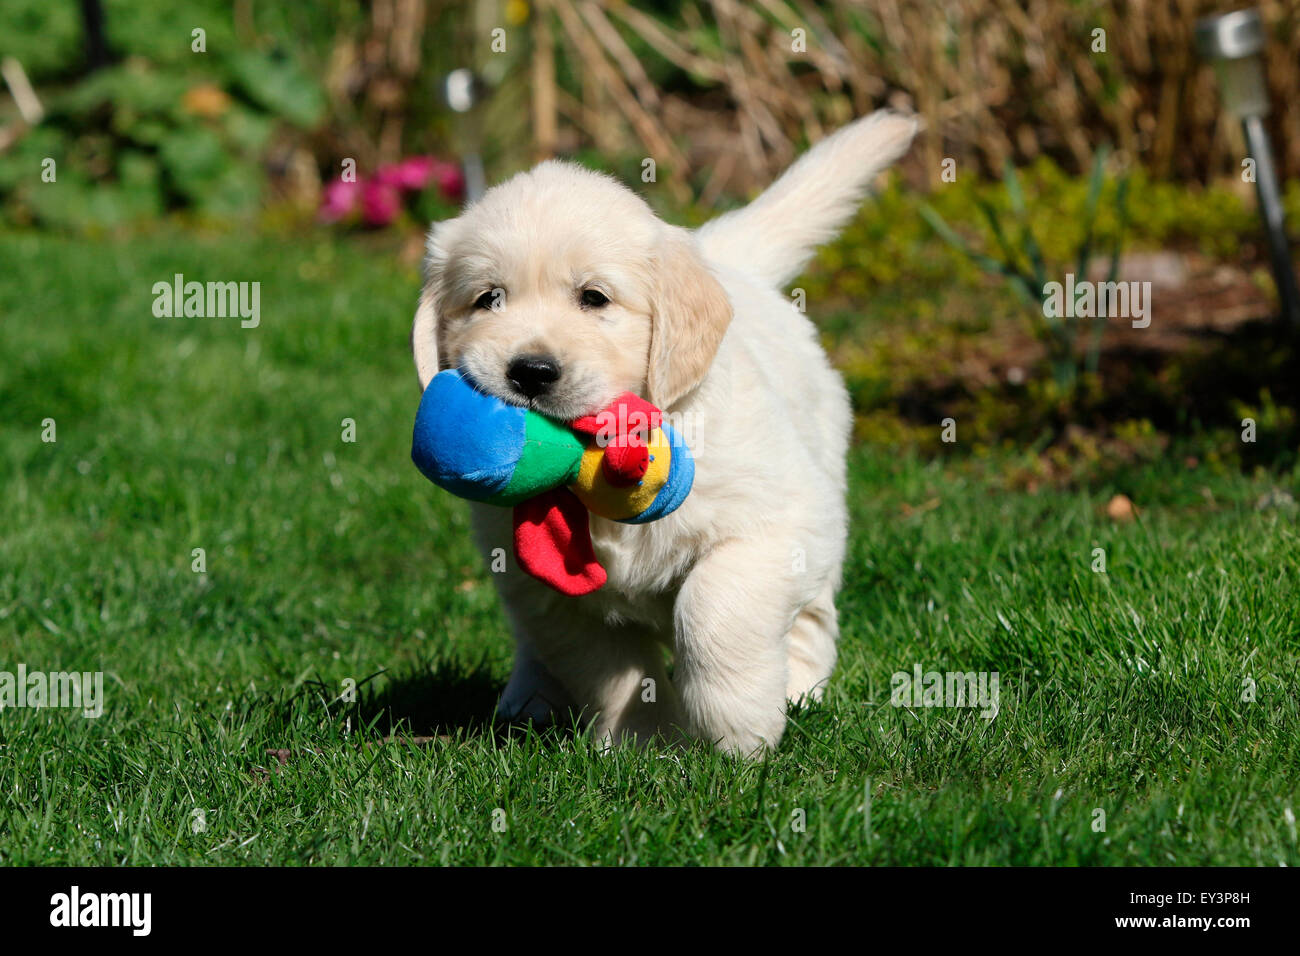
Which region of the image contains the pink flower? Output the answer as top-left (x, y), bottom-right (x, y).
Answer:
top-left (431, 159), bottom-right (465, 202)
top-left (321, 156), bottom-right (466, 228)
top-left (360, 179), bottom-right (402, 226)
top-left (376, 156), bottom-right (438, 191)
top-left (319, 178), bottom-right (361, 221)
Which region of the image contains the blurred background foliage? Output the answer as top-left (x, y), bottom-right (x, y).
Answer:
top-left (0, 0), bottom-right (1297, 474)
top-left (4, 0), bottom-right (1299, 224)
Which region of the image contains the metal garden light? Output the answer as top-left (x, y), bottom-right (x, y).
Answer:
top-left (1196, 8), bottom-right (1300, 326)
top-left (443, 68), bottom-right (486, 203)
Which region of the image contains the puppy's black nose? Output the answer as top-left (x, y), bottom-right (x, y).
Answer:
top-left (506, 354), bottom-right (561, 399)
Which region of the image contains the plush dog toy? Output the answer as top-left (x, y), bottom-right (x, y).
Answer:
top-left (411, 369), bottom-right (694, 595)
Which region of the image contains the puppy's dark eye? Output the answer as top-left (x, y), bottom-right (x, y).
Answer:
top-left (474, 290), bottom-right (500, 311)
top-left (580, 288), bottom-right (609, 308)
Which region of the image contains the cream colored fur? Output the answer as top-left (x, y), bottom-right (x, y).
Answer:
top-left (411, 110), bottom-right (918, 756)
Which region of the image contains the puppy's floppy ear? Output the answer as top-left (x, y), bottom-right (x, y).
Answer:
top-left (411, 223), bottom-right (451, 390)
top-left (647, 230), bottom-right (733, 408)
top-left (411, 287), bottom-right (439, 390)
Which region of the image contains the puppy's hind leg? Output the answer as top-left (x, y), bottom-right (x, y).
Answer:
top-left (785, 583), bottom-right (839, 705)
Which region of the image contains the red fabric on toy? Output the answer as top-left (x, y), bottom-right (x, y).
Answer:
top-left (509, 393), bottom-right (669, 596)
top-left (602, 442), bottom-right (647, 486)
top-left (573, 393), bottom-right (660, 487)
top-left (513, 487), bottom-right (607, 596)
top-left (571, 392), bottom-right (661, 438)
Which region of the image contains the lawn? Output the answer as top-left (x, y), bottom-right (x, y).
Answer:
top-left (0, 229), bottom-right (1297, 866)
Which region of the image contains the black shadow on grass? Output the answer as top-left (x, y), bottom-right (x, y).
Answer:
top-left (353, 662), bottom-right (581, 746)
top-left (355, 662), bottom-right (501, 738)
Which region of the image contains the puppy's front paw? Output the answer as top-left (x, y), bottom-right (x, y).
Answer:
top-left (704, 725), bottom-right (782, 760)
top-left (495, 660), bottom-right (574, 728)
top-left (495, 691), bottom-right (557, 727)
top-left (681, 692), bottom-right (787, 759)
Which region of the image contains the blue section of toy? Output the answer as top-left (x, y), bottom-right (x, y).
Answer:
top-left (621, 422), bottom-right (694, 524)
top-left (410, 369), bottom-right (527, 501)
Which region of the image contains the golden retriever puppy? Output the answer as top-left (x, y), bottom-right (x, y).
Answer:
top-left (412, 111), bottom-right (918, 756)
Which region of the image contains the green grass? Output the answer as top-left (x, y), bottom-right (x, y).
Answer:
top-left (1, 229), bottom-right (1297, 866)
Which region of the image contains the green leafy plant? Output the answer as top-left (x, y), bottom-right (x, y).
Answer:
top-left (920, 147), bottom-right (1131, 393)
top-left (0, 1), bottom-right (325, 229)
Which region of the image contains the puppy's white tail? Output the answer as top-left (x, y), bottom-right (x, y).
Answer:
top-left (696, 110), bottom-right (919, 288)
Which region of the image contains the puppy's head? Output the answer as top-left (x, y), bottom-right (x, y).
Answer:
top-left (412, 161), bottom-right (731, 417)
